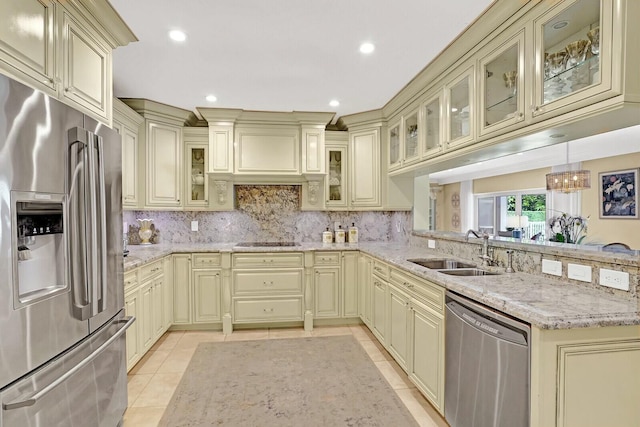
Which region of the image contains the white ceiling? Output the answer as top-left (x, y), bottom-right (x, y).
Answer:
top-left (110, 0), bottom-right (494, 120)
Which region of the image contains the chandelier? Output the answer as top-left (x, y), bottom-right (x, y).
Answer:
top-left (545, 142), bottom-right (591, 193)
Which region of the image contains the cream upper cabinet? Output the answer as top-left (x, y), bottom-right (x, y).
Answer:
top-left (388, 109), bottom-right (420, 172)
top-left (301, 125), bottom-right (325, 175)
top-left (145, 121), bottom-right (183, 208)
top-left (422, 92), bottom-right (444, 159)
top-left (59, 6), bottom-right (111, 124)
top-left (444, 65), bottom-right (475, 149)
top-left (0, 0), bottom-right (56, 94)
top-left (0, 0), bottom-right (135, 125)
top-left (113, 98), bottom-right (143, 209)
top-left (479, 28), bottom-right (526, 137)
top-left (532, 0), bottom-right (615, 120)
top-left (325, 142), bottom-right (348, 208)
top-left (403, 110), bottom-right (420, 166)
top-left (183, 128), bottom-right (209, 209)
top-left (350, 128), bottom-right (381, 207)
top-left (388, 121), bottom-right (402, 171)
top-left (235, 126), bottom-right (300, 175)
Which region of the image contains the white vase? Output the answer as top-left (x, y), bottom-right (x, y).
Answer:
top-left (137, 218), bottom-right (153, 244)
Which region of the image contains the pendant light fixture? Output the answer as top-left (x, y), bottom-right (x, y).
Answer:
top-left (545, 142), bottom-right (591, 193)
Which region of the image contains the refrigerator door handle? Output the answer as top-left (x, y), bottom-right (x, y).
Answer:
top-left (86, 132), bottom-right (108, 316)
top-left (68, 127), bottom-right (92, 320)
top-left (92, 133), bottom-right (108, 313)
top-left (2, 316), bottom-right (134, 411)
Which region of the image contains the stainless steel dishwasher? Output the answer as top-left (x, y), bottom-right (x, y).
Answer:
top-left (445, 291), bottom-right (530, 427)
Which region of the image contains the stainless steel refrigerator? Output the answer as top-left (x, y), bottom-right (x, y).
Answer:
top-left (0, 73), bottom-right (133, 426)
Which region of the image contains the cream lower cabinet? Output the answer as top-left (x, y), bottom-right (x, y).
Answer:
top-left (531, 324), bottom-right (640, 427)
top-left (172, 252), bottom-right (224, 326)
top-left (191, 253), bottom-right (222, 323)
top-left (314, 266), bottom-right (340, 318)
top-left (139, 264), bottom-right (165, 354)
top-left (172, 254), bottom-right (192, 324)
top-left (387, 283), bottom-right (410, 370)
top-left (313, 251), bottom-right (359, 319)
top-left (409, 297), bottom-right (445, 414)
top-left (358, 254), bottom-right (373, 327)
top-left (124, 270), bottom-right (141, 371)
top-left (231, 253), bottom-right (304, 326)
top-left (371, 260), bottom-right (389, 345)
top-left (342, 252), bottom-right (358, 317)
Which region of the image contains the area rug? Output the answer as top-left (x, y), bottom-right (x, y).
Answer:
top-left (159, 335), bottom-right (419, 426)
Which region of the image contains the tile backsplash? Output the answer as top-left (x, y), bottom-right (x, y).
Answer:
top-left (124, 185), bottom-right (412, 244)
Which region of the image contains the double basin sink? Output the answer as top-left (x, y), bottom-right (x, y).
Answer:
top-left (407, 258), bottom-right (500, 276)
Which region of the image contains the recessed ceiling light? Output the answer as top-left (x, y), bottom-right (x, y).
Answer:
top-left (552, 21), bottom-right (569, 30)
top-left (329, 99), bottom-right (340, 107)
top-left (451, 107), bottom-right (458, 112)
top-left (359, 42), bottom-right (375, 54)
top-left (516, 152), bottom-right (524, 156)
top-left (205, 94), bottom-right (217, 103)
top-left (169, 30), bottom-right (186, 42)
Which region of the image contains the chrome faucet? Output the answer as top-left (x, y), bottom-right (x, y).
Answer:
top-left (465, 229), bottom-right (481, 241)
top-left (465, 229), bottom-right (494, 267)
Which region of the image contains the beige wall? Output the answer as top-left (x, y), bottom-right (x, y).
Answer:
top-left (439, 182), bottom-right (461, 232)
top-left (473, 167), bottom-right (550, 194)
top-left (582, 153), bottom-right (640, 248)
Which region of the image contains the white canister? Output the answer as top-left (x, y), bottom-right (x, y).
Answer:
top-left (322, 228), bottom-right (333, 243)
top-left (335, 226), bottom-right (346, 243)
top-left (348, 223), bottom-right (359, 243)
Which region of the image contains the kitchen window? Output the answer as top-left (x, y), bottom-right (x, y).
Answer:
top-left (476, 191), bottom-right (547, 240)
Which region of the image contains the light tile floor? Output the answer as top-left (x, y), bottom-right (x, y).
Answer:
top-left (124, 325), bottom-right (449, 427)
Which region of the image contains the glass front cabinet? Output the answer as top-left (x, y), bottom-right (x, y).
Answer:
top-left (422, 92), bottom-right (443, 159)
top-left (185, 142), bottom-right (209, 208)
top-left (479, 29), bottom-right (526, 136)
top-left (325, 145), bottom-right (348, 208)
top-left (444, 66), bottom-right (475, 149)
top-left (403, 110), bottom-right (420, 166)
top-left (532, 0), bottom-right (616, 119)
top-left (388, 121), bottom-right (401, 171)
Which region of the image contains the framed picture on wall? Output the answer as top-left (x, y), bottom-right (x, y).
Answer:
top-left (599, 169), bottom-right (638, 219)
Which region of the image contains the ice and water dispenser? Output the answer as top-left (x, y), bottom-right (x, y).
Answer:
top-left (13, 191), bottom-right (66, 306)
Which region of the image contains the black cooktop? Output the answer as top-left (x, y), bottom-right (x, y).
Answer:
top-left (234, 241), bottom-right (300, 247)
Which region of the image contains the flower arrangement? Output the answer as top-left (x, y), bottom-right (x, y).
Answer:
top-left (548, 213), bottom-right (589, 244)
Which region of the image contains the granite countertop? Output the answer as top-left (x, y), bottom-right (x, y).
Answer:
top-left (124, 242), bottom-right (640, 330)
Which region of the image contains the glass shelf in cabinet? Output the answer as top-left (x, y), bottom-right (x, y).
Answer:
top-left (486, 93), bottom-right (517, 111)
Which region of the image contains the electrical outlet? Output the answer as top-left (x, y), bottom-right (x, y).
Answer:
top-left (191, 221), bottom-right (198, 232)
top-left (599, 268), bottom-right (630, 291)
top-left (542, 259), bottom-right (562, 276)
top-left (427, 239), bottom-right (436, 249)
top-left (568, 263), bottom-right (592, 282)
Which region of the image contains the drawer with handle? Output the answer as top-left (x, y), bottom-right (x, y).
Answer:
top-left (232, 297), bottom-right (303, 322)
top-left (139, 259), bottom-right (163, 281)
top-left (192, 253), bottom-right (222, 268)
top-left (389, 268), bottom-right (444, 313)
top-left (124, 270), bottom-right (139, 292)
top-left (232, 253), bottom-right (304, 268)
top-left (314, 251), bottom-right (340, 265)
top-left (232, 270), bottom-right (304, 295)
top-left (372, 260), bottom-right (390, 280)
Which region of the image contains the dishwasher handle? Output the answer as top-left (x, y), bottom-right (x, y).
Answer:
top-left (446, 299), bottom-right (528, 346)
